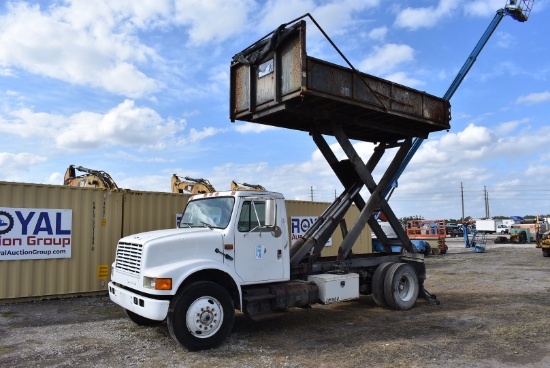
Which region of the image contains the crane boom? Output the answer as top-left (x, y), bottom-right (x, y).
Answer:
top-left (383, 0), bottom-right (534, 200)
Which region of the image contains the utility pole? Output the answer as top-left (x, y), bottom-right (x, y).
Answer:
top-left (310, 186), bottom-right (314, 202)
top-left (461, 182), bottom-right (465, 222)
top-left (487, 187), bottom-right (491, 218)
top-left (484, 186), bottom-right (490, 218)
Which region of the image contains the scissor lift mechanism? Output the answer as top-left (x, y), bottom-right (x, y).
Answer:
top-left (231, 18), bottom-right (450, 268)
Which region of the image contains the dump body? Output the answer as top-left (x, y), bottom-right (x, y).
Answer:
top-left (230, 21), bottom-right (451, 143)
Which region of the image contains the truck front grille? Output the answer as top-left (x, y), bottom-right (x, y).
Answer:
top-left (115, 242), bottom-right (143, 276)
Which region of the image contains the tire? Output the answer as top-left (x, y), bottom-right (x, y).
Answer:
top-left (423, 243), bottom-right (431, 257)
top-left (542, 249), bottom-right (550, 258)
top-left (383, 263), bottom-right (419, 311)
top-left (167, 281), bottom-right (235, 351)
top-left (124, 309), bottom-right (163, 326)
top-left (519, 231), bottom-right (527, 244)
top-left (372, 262), bottom-right (394, 309)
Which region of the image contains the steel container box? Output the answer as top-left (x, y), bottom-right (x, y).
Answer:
top-left (308, 273), bottom-right (359, 304)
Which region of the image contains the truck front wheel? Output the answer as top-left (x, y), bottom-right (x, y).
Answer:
top-left (167, 281), bottom-right (235, 351)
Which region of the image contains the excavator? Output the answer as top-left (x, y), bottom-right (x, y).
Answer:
top-left (63, 165), bottom-right (119, 190)
top-left (172, 174), bottom-right (216, 194)
top-left (230, 181), bottom-right (266, 191)
top-left (172, 175), bottom-right (267, 194)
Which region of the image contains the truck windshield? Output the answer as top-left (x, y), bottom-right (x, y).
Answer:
top-left (179, 197), bottom-right (234, 229)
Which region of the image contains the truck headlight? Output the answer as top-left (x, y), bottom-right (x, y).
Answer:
top-left (143, 277), bottom-right (172, 290)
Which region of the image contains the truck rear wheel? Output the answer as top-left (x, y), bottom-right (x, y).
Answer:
top-left (383, 263), bottom-right (419, 311)
top-left (167, 281), bottom-right (235, 351)
top-left (372, 262), bottom-right (394, 308)
top-left (542, 249), bottom-right (550, 257)
top-left (124, 309), bottom-right (163, 326)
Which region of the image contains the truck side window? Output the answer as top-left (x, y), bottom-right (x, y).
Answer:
top-left (238, 201), bottom-right (266, 232)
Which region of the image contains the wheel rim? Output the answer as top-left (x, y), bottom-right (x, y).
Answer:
top-left (397, 273), bottom-right (415, 302)
top-left (186, 296), bottom-right (224, 338)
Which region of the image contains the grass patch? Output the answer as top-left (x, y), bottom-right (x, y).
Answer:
top-left (0, 311), bottom-right (18, 318)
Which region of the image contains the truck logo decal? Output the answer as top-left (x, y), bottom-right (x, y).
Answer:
top-left (255, 245), bottom-right (263, 260)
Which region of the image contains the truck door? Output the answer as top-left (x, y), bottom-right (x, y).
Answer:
top-left (234, 199), bottom-right (285, 283)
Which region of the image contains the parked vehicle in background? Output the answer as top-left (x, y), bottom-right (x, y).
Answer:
top-left (445, 223), bottom-right (462, 237)
top-left (496, 224), bottom-right (510, 234)
top-left (406, 219), bottom-right (448, 254)
top-left (475, 219), bottom-right (503, 234)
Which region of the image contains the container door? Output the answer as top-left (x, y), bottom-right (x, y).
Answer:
top-left (234, 199), bottom-right (285, 283)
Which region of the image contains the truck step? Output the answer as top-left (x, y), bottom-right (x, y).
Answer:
top-left (242, 294), bottom-right (276, 302)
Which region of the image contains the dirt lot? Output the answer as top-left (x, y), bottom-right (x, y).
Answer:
top-left (1, 237), bottom-right (550, 368)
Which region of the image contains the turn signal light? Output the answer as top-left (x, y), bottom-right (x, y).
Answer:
top-left (155, 278), bottom-right (172, 290)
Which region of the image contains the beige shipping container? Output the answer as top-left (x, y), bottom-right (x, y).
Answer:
top-left (121, 190), bottom-right (190, 237)
top-left (0, 181), bottom-right (123, 301)
top-left (285, 199), bottom-right (372, 256)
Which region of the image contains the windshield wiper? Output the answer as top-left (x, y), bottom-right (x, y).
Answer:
top-left (201, 221), bottom-right (214, 230)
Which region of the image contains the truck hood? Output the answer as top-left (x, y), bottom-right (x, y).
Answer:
top-left (121, 227), bottom-right (212, 243)
top-left (119, 227), bottom-right (226, 271)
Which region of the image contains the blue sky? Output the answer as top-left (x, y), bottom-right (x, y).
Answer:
top-left (0, 0), bottom-right (549, 220)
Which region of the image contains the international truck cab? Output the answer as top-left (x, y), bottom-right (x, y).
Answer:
top-left (109, 191), bottom-right (293, 348)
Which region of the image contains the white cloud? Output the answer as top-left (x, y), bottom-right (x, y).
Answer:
top-left (255, 0), bottom-right (318, 33)
top-left (256, 0), bottom-right (380, 37)
top-left (0, 1), bottom-right (162, 97)
top-left (0, 99), bottom-right (182, 151)
top-left (367, 26), bottom-right (388, 41)
top-left (463, 0), bottom-right (505, 17)
top-left (496, 118), bottom-right (529, 135)
top-left (234, 122), bottom-right (278, 134)
top-left (174, 0), bottom-right (257, 45)
top-left (117, 174), bottom-right (169, 192)
top-left (494, 31), bottom-right (516, 49)
top-left (516, 91), bottom-right (550, 104)
top-left (394, 0), bottom-right (459, 30)
top-left (0, 152), bottom-right (47, 181)
top-left (384, 71), bottom-right (425, 88)
top-left (359, 44), bottom-right (414, 74)
top-left (45, 172), bottom-right (62, 185)
top-left (105, 151), bottom-right (174, 163)
top-left (185, 127), bottom-right (226, 143)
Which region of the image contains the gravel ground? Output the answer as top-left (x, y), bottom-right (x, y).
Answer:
top-left (1, 236), bottom-right (549, 367)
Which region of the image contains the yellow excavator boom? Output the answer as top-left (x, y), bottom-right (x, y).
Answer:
top-left (63, 165), bottom-right (119, 190)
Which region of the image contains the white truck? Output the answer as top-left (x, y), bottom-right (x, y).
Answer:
top-left (109, 17), bottom-right (450, 351)
top-left (109, 190), bottom-right (431, 350)
top-left (475, 219), bottom-right (505, 234)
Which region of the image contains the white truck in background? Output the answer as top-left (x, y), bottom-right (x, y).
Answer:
top-left (476, 219), bottom-right (507, 234)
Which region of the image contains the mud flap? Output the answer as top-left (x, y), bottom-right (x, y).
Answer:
top-left (418, 284), bottom-right (440, 305)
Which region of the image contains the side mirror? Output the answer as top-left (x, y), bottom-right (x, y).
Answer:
top-left (265, 198), bottom-right (276, 227)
